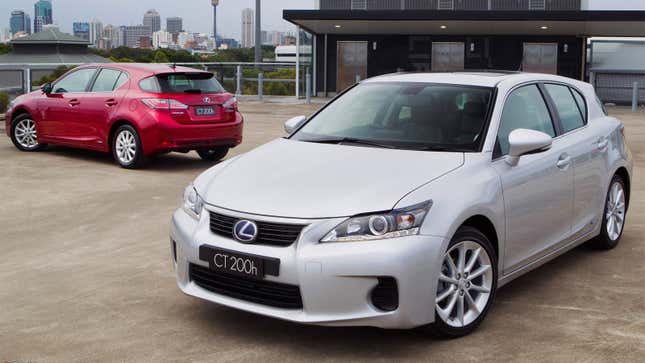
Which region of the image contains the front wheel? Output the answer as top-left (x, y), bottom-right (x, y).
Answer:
top-left (112, 125), bottom-right (145, 169)
top-left (590, 175), bottom-right (627, 250)
top-left (426, 227), bottom-right (498, 338)
top-left (10, 114), bottom-right (46, 152)
top-left (197, 147), bottom-right (229, 162)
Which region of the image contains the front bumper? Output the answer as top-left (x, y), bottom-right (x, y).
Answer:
top-left (170, 205), bottom-right (449, 329)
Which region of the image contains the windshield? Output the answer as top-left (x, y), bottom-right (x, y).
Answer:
top-left (140, 73), bottom-right (225, 94)
top-left (292, 82), bottom-right (494, 151)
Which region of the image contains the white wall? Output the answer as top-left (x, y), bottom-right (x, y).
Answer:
top-left (585, 0), bottom-right (645, 10)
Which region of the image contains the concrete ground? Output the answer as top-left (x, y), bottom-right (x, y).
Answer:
top-left (0, 103), bottom-right (644, 363)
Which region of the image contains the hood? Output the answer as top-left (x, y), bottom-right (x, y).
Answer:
top-left (198, 138), bottom-right (464, 219)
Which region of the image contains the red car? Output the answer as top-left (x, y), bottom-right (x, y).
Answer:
top-left (5, 63), bottom-right (243, 168)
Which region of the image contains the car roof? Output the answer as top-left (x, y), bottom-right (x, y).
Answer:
top-left (364, 72), bottom-right (587, 89)
top-left (79, 63), bottom-right (208, 77)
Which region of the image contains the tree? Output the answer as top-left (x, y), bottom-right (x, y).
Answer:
top-left (153, 50), bottom-right (169, 63)
top-left (0, 44), bottom-right (12, 55)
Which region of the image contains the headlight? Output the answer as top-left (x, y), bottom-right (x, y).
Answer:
top-left (321, 201), bottom-right (432, 243)
top-left (183, 185), bottom-right (204, 220)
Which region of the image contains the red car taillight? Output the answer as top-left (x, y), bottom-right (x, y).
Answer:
top-left (141, 98), bottom-right (189, 111)
top-left (222, 97), bottom-right (238, 113)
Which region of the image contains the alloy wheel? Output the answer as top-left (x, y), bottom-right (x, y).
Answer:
top-left (436, 240), bottom-right (493, 328)
top-left (14, 118), bottom-right (39, 149)
top-left (115, 130), bottom-right (137, 165)
top-left (606, 181), bottom-right (626, 241)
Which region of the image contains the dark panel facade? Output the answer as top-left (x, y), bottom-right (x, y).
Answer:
top-left (318, 34), bottom-right (583, 92)
top-left (319, 0), bottom-right (581, 10)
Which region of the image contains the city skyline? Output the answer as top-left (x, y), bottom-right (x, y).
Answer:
top-left (1, 0), bottom-right (316, 40)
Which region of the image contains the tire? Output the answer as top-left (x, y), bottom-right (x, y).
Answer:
top-left (197, 147), bottom-right (229, 162)
top-left (112, 124), bottom-right (145, 169)
top-left (10, 114), bottom-right (47, 152)
top-left (425, 226), bottom-right (498, 338)
top-left (590, 175), bottom-right (627, 250)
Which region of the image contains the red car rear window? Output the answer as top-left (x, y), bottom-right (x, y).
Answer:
top-left (140, 73), bottom-right (225, 94)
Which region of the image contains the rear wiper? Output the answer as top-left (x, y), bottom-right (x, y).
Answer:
top-left (183, 89), bottom-right (203, 94)
top-left (303, 137), bottom-right (396, 149)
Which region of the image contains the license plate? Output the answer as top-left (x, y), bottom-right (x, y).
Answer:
top-left (199, 245), bottom-right (280, 279)
top-left (195, 106), bottom-right (216, 116)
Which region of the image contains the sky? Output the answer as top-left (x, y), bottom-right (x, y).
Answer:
top-left (1, 0), bottom-right (316, 39)
top-left (2, 0), bottom-right (645, 40)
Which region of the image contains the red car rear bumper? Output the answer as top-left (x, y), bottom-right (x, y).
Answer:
top-left (142, 113), bottom-right (244, 156)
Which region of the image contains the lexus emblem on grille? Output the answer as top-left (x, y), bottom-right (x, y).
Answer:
top-left (233, 220), bottom-right (258, 243)
top-left (203, 97), bottom-right (211, 103)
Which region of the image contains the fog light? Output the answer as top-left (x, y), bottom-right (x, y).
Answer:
top-left (370, 277), bottom-right (398, 312)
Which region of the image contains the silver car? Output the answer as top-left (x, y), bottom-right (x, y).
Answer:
top-left (170, 72), bottom-right (632, 337)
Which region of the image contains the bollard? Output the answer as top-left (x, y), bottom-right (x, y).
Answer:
top-left (24, 67), bottom-right (31, 94)
top-left (235, 65), bottom-right (242, 96)
top-left (355, 74), bottom-right (361, 84)
top-left (258, 73), bottom-right (264, 101)
top-left (632, 81), bottom-right (639, 113)
top-left (306, 72), bottom-right (311, 104)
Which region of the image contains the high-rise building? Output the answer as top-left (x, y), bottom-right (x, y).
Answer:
top-left (166, 17), bottom-right (183, 34)
top-left (10, 10), bottom-right (31, 35)
top-left (241, 8), bottom-right (254, 48)
top-left (152, 30), bottom-right (173, 49)
top-left (124, 25), bottom-right (152, 48)
top-left (73, 22), bottom-right (90, 41)
top-left (89, 19), bottom-right (103, 45)
top-left (33, 0), bottom-right (53, 33)
top-left (143, 9), bottom-right (161, 35)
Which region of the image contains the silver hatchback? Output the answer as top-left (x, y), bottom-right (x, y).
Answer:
top-left (170, 72), bottom-right (632, 338)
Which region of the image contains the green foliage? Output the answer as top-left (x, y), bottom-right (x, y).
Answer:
top-left (153, 50), bottom-right (170, 63)
top-left (0, 44), bottom-right (12, 55)
top-left (0, 92), bottom-right (9, 113)
top-left (33, 65), bottom-right (75, 86)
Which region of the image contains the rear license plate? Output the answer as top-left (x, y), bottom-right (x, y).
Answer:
top-left (199, 245), bottom-right (280, 279)
top-left (195, 106), bottom-right (216, 116)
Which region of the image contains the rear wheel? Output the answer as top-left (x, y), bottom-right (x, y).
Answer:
top-left (112, 125), bottom-right (145, 169)
top-left (426, 226), bottom-right (497, 338)
top-left (10, 114), bottom-right (46, 151)
top-left (197, 147), bottom-right (229, 162)
top-left (590, 175), bottom-right (627, 250)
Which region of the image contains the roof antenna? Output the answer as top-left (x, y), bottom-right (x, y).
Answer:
top-left (171, 62), bottom-right (177, 70)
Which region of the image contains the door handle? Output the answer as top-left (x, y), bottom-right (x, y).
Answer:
top-left (68, 99), bottom-right (80, 106)
top-left (597, 138), bottom-right (609, 152)
top-left (556, 154), bottom-right (572, 169)
top-left (105, 99), bottom-right (118, 107)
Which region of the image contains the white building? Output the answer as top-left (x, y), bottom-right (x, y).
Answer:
top-left (89, 19), bottom-right (103, 45)
top-left (241, 8), bottom-right (254, 48)
top-left (152, 30), bottom-right (173, 49)
top-left (177, 32), bottom-right (194, 49)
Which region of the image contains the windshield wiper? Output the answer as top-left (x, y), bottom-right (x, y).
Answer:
top-left (303, 137), bottom-right (397, 149)
top-left (415, 145), bottom-right (470, 152)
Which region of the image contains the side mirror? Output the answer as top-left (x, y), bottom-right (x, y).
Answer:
top-left (284, 115), bottom-right (306, 134)
top-left (41, 83), bottom-right (52, 94)
top-left (506, 129), bottom-right (552, 166)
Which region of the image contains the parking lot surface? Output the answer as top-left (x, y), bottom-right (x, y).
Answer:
top-left (1, 103), bottom-right (644, 362)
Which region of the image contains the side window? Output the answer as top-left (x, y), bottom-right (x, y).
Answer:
top-left (91, 69), bottom-right (122, 92)
top-left (139, 76), bottom-right (160, 93)
top-left (571, 88), bottom-right (587, 121)
top-left (114, 72), bottom-right (129, 90)
top-left (53, 68), bottom-right (96, 93)
top-left (497, 85), bottom-right (556, 156)
top-left (544, 84), bottom-right (585, 133)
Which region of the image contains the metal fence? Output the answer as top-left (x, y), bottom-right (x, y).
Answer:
top-left (0, 62), bottom-right (313, 102)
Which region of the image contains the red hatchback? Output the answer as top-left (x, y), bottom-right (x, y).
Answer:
top-left (5, 63), bottom-right (243, 168)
